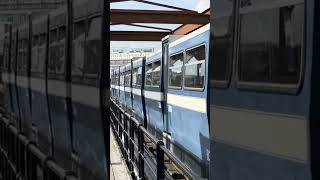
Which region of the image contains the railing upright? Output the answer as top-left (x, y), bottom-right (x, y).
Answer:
top-left (156, 141), bottom-right (165, 180)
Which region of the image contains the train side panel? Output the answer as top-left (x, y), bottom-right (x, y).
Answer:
top-left (71, 0), bottom-right (108, 179)
top-left (209, 0), bottom-right (312, 179)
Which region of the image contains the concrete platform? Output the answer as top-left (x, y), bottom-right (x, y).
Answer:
top-left (110, 129), bottom-right (132, 180)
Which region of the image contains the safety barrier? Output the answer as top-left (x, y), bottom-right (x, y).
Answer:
top-left (0, 109), bottom-right (77, 180)
top-left (110, 99), bottom-right (200, 180)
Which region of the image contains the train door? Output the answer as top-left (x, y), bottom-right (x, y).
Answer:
top-left (131, 58), bottom-right (145, 123)
top-left (144, 55), bottom-right (164, 139)
top-left (16, 23), bottom-right (32, 134)
top-left (47, 8), bottom-right (72, 169)
top-left (30, 18), bottom-right (51, 144)
top-left (71, 0), bottom-right (109, 179)
top-left (9, 29), bottom-right (20, 127)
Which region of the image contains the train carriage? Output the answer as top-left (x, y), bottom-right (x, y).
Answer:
top-left (163, 26), bottom-right (210, 178)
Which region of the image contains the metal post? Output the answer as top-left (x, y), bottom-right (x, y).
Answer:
top-left (156, 141), bottom-right (165, 180)
top-left (138, 125), bottom-right (144, 180)
top-left (129, 116), bottom-right (134, 172)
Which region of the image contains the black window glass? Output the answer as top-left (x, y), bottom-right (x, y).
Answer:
top-left (152, 60), bottom-right (161, 87)
top-left (211, 0), bottom-right (234, 82)
top-left (145, 63), bottom-right (152, 87)
top-left (169, 52), bottom-right (183, 88)
top-left (72, 20), bottom-right (86, 77)
top-left (185, 45), bottom-right (206, 89)
top-left (239, 4), bottom-right (304, 84)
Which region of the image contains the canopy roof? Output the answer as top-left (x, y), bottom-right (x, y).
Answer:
top-left (110, 0), bottom-right (210, 41)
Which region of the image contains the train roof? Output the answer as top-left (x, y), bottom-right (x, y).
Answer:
top-left (169, 23), bottom-right (210, 48)
top-left (132, 57), bottom-right (144, 68)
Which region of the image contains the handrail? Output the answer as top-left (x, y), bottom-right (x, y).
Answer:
top-left (110, 98), bottom-right (201, 180)
top-left (0, 109), bottom-right (78, 180)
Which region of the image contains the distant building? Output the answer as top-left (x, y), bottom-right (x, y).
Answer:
top-left (110, 48), bottom-right (156, 68)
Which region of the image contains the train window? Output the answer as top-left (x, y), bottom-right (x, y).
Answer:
top-left (3, 37), bottom-right (9, 69)
top-left (56, 27), bottom-right (66, 75)
top-left (169, 52), bottom-right (183, 88)
top-left (48, 29), bottom-right (58, 78)
top-left (10, 37), bottom-right (16, 71)
top-left (211, 0), bottom-right (234, 86)
top-left (132, 68), bottom-right (138, 87)
top-left (72, 20), bottom-right (86, 77)
top-left (184, 45), bottom-right (205, 89)
top-left (32, 35), bottom-right (39, 47)
top-left (125, 71), bottom-right (131, 87)
top-left (0, 37), bottom-right (3, 69)
top-left (31, 35), bottom-right (39, 73)
top-left (120, 73), bottom-right (124, 86)
top-left (38, 34), bottom-right (46, 74)
top-left (152, 60), bottom-right (161, 87)
top-left (84, 17), bottom-right (101, 79)
top-left (238, 3), bottom-right (304, 88)
top-left (136, 67), bottom-right (142, 87)
top-left (145, 63), bottom-right (152, 87)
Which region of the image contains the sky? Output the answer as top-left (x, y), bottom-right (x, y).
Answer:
top-left (110, 0), bottom-right (210, 51)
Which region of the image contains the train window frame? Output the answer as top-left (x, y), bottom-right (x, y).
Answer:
top-left (183, 43), bottom-right (206, 91)
top-left (136, 66), bottom-right (143, 87)
top-left (124, 70), bottom-right (131, 87)
top-left (151, 59), bottom-right (161, 88)
top-left (236, 0), bottom-right (305, 94)
top-left (132, 67), bottom-right (138, 87)
top-left (145, 62), bottom-right (153, 88)
top-left (168, 51), bottom-right (184, 89)
top-left (72, 19), bottom-right (86, 81)
top-left (210, 18), bottom-right (235, 89)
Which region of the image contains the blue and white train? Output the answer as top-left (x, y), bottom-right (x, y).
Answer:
top-left (112, 0), bottom-right (320, 179)
top-left (111, 24), bottom-right (211, 178)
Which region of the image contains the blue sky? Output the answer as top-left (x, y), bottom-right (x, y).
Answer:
top-left (110, 0), bottom-right (210, 50)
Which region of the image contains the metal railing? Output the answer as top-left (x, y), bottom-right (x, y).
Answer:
top-left (0, 108), bottom-right (77, 180)
top-left (110, 98), bottom-right (201, 180)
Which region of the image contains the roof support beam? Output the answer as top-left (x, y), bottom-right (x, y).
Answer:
top-left (111, 9), bottom-right (210, 24)
top-left (111, 31), bottom-right (169, 41)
